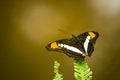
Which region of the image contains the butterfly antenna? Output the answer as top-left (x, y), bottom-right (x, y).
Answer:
top-left (58, 29), bottom-right (74, 36)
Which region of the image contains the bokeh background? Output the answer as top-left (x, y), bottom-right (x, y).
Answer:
top-left (1, 0), bottom-right (120, 80)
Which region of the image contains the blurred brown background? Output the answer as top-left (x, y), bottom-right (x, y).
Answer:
top-left (1, 0), bottom-right (120, 80)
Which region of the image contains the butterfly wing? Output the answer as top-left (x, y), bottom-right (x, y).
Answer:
top-left (46, 31), bottom-right (99, 59)
top-left (46, 39), bottom-right (70, 52)
top-left (46, 37), bottom-right (85, 59)
top-left (77, 31), bottom-right (99, 56)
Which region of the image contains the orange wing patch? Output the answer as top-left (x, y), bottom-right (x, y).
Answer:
top-left (89, 32), bottom-right (96, 38)
top-left (50, 42), bottom-right (59, 49)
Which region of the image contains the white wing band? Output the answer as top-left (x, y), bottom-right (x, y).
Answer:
top-left (58, 44), bottom-right (83, 54)
top-left (84, 36), bottom-right (90, 53)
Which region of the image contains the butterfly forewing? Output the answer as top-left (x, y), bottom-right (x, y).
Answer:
top-left (46, 38), bottom-right (85, 59)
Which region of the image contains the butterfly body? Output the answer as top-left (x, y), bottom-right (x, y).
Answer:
top-left (46, 31), bottom-right (99, 59)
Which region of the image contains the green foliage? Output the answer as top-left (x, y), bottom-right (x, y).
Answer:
top-left (53, 59), bottom-right (92, 80)
top-left (74, 59), bottom-right (92, 80)
top-left (53, 61), bottom-right (64, 80)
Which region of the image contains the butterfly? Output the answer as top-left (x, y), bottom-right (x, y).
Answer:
top-left (46, 31), bottom-right (99, 60)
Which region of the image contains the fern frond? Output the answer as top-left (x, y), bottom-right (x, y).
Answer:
top-left (74, 59), bottom-right (92, 80)
top-left (53, 61), bottom-right (64, 80)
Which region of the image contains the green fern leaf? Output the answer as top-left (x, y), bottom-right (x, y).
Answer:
top-left (74, 59), bottom-right (92, 80)
top-left (53, 61), bottom-right (64, 80)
